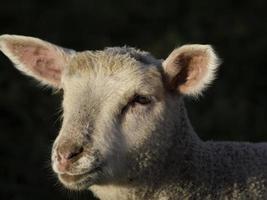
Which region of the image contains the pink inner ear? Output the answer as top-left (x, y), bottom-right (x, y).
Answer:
top-left (8, 42), bottom-right (63, 85)
top-left (173, 52), bottom-right (208, 91)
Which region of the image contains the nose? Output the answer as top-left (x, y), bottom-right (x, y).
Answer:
top-left (58, 147), bottom-right (83, 160)
top-left (56, 143), bottom-right (84, 171)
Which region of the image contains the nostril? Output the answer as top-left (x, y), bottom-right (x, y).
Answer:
top-left (65, 146), bottom-right (84, 160)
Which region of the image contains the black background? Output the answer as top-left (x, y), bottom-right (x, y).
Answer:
top-left (1, 0), bottom-right (267, 199)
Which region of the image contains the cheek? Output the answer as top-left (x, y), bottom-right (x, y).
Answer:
top-left (124, 105), bottom-right (152, 129)
top-left (128, 105), bottom-right (151, 118)
top-left (121, 104), bottom-right (162, 147)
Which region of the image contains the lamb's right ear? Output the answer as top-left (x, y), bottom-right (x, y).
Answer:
top-left (0, 34), bottom-right (74, 88)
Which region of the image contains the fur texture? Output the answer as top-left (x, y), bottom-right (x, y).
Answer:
top-left (1, 35), bottom-right (267, 200)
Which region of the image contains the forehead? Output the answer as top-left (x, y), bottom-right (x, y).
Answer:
top-left (67, 47), bottom-right (161, 75)
top-left (63, 47), bottom-right (163, 93)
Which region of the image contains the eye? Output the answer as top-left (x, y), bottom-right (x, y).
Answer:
top-left (132, 95), bottom-right (151, 105)
top-left (121, 94), bottom-right (152, 115)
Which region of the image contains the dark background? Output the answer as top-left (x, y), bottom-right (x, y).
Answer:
top-left (1, 0), bottom-right (267, 199)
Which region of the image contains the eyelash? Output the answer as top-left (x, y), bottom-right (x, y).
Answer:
top-left (132, 95), bottom-right (152, 105)
top-left (121, 94), bottom-right (152, 114)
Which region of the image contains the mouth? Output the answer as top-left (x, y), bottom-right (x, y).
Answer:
top-left (58, 166), bottom-right (102, 190)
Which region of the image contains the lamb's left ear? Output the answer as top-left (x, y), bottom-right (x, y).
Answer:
top-left (163, 44), bottom-right (220, 96)
top-left (0, 34), bottom-right (74, 88)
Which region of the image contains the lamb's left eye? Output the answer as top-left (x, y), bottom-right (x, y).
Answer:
top-left (132, 95), bottom-right (151, 105)
top-left (120, 95), bottom-right (152, 115)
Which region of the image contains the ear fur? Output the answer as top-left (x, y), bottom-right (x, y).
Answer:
top-left (163, 44), bottom-right (220, 96)
top-left (0, 34), bottom-right (74, 88)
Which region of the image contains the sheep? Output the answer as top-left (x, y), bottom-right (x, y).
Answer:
top-left (0, 34), bottom-right (267, 200)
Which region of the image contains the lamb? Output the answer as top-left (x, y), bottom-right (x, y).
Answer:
top-left (0, 34), bottom-right (267, 200)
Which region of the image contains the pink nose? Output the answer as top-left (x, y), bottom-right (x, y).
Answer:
top-left (56, 145), bottom-right (84, 172)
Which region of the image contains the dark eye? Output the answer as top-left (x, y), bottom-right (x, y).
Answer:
top-left (120, 95), bottom-right (152, 115)
top-left (132, 95), bottom-right (151, 105)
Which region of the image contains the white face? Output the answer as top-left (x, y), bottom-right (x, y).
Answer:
top-left (0, 34), bottom-right (219, 191)
top-left (51, 54), bottom-right (166, 190)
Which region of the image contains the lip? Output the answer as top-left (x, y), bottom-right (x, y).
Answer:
top-left (58, 165), bottom-right (102, 184)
